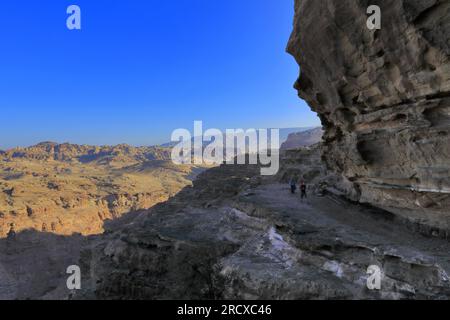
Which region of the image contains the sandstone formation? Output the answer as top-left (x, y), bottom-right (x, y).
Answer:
top-left (287, 0), bottom-right (450, 232)
top-left (4, 141), bottom-right (172, 164)
top-left (0, 142), bottom-right (205, 237)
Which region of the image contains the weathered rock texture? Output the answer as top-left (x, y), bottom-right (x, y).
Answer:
top-left (0, 142), bottom-right (204, 237)
top-left (287, 0), bottom-right (450, 231)
top-left (4, 150), bottom-right (450, 300)
top-left (74, 159), bottom-right (450, 300)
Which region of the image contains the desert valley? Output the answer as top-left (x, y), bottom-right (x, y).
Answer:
top-left (0, 142), bottom-right (203, 237)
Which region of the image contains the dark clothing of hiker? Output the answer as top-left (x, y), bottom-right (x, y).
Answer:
top-left (290, 184), bottom-right (297, 194)
top-left (289, 178), bottom-right (297, 194)
top-left (300, 183), bottom-right (307, 199)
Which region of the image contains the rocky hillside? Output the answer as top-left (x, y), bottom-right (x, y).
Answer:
top-left (287, 0), bottom-right (450, 231)
top-left (0, 143), bottom-right (205, 237)
top-left (3, 142), bottom-right (172, 164)
top-left (280, 127), bottom-right (323, 150)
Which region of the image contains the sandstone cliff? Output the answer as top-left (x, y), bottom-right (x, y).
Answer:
top-left (287, 0), bottom-right (450, 232)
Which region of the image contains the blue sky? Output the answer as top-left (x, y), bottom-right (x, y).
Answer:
top-left (0, 0), bottom-right (319, 149)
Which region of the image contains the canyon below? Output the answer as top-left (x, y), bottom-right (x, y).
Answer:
top-left (0, 142), bottom-right (205, 238)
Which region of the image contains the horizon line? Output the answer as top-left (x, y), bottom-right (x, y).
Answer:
top-left (0, 126), bottom-right (322, 151)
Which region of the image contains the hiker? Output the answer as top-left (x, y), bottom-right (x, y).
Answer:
top-left (289, 176), bottom-right (297, 194)
top-left (300, 181), bottom-right (307, 200)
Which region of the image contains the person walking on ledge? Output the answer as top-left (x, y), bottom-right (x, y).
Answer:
top-left (300, 180), bottom-right (307, 200)
top-left (289, 176), bottom-right (297, 194)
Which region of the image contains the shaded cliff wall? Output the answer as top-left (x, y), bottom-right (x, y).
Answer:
top-left (287, 0), bottom-right (450, 230)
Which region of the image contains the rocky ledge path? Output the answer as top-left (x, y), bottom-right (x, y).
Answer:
top-left (231, 183), bottom-right (450, 299)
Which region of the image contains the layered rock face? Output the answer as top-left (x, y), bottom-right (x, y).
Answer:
top-left (287, 0), bottom-right (450, 231)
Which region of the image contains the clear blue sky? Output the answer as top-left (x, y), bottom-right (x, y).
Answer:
top-left (0, 0), bottom-right (319, 149)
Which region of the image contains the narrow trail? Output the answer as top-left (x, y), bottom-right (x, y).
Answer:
top-left (230, 183), bottom-right (450, 298)
top-left (244, 183), bottom-right (450, 266)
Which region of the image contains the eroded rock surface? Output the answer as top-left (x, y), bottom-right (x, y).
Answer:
top-left (2, 149), bottom-right (450, 300)
top-left (287, 0), bottom-right (450, 231)
top-left (0, 142), bottom-right (205, 237)
top-left (74, 159), bottom-right (450, 300)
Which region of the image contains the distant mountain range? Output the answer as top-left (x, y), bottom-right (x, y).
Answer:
top-left (280, 127), bottom-right (324, 150)
top-left (0, 127), bottom-right (321, 157)
top-left (160, 127), bottom-right (319, 148)
top-left (0, 142), bottom-right (172, 165)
